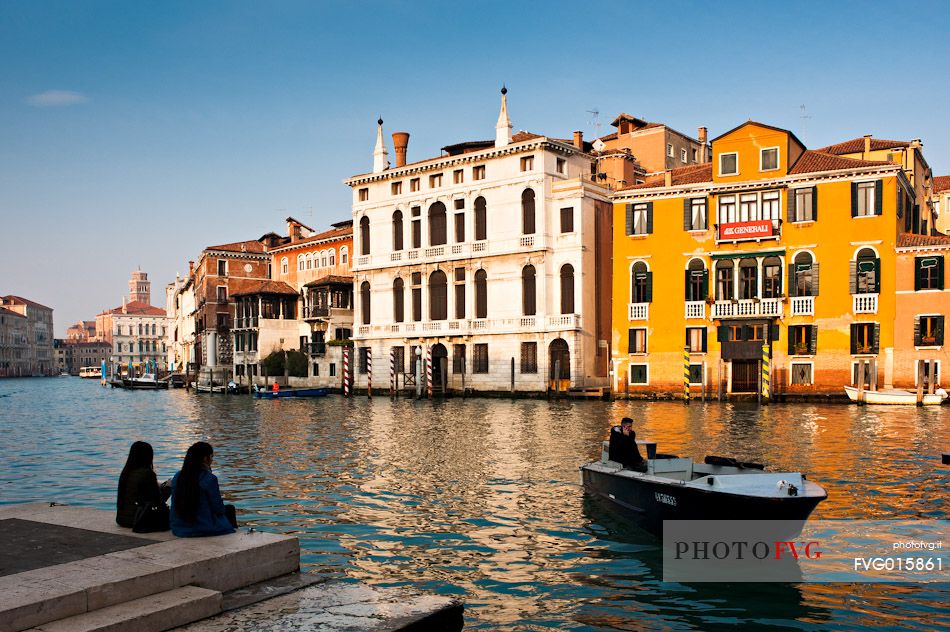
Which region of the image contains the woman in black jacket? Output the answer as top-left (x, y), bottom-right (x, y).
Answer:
top-left (116, 441), bottom-right (169, 530)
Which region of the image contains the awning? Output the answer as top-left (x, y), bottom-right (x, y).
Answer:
top-left (710, 250), bottom-right (784, 260)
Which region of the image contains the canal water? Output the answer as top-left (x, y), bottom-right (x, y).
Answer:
top-left (1, 378), bottom-right (947, 630)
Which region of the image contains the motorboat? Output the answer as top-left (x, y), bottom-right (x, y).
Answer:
top-left (252, 385), bottom-right (330, 399)
top-left (195, 380), bottom-right (247, 394)
top-left (119, 373), bottom-right (169, 390)
top-left (844, 385), bottom-right (947, 405)
top-left (580, 441), bottom-right (827, 538)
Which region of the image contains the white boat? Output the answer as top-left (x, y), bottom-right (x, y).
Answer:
top-left (79, 366), bottom-right (102, 379)
top-left (844, 385), bottom-right (947, 405)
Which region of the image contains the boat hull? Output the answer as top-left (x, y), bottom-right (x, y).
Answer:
top-left (844, 385), bottom-right (945, 405)
top-left (581, 464), bottom-right (825, 538)
top-left (253, 387), bottom-right (330, 399)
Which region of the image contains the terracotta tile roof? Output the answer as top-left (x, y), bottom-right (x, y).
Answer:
top-left (106, 301), bottom-right (166, 316)
top-left (933, 175), bottom-right (950, 194)
top-left (788, 150), bottom-right (893, 174)
top-left (1, 295), bottom-right (53, 311)
top-left (230, 279), bottom-right (299, 297)
top-left (0, 306), bottom-right (26, 319)
top-left (206, 239), bottom-right (267, 254)
top-left (279, 226), bottom-right (352, 250)
top-left (817, 137), bottom-right (911, 155)
top-left (897, 233), bottom-right (950, 248)
top-left (620, 163), bottom-right (713, 191)
top-left (511, 131), bottom-right (543, 143)
top-left (304, 275), bottom-right (354, 288)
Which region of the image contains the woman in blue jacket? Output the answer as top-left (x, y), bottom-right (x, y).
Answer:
top-left (170, 441), bottom-right (237, 537)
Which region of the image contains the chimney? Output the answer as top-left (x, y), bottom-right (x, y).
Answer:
top-left (573, 131), bottom-right (584, 150)
top-left (392, 132), bottom-right (410, 168)
top-left (698, 126), bottom-right (708, 146)
top-left (188, 261), bottom-right (194, 277)
top-left (122, 296), bottom-right (127, 313)
top-left (664, 170), bottom-right (672, 187)
top-left (864, 134), bottom-right (872, 157)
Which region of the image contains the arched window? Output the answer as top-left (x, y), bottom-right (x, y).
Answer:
top-left (854, 248), bottom-right (880, 294)
top-left (138, 323), bottom-right (143, 336)
top-left (429, 270), bottom-right (448, 320)
top-left (739, 259), bottom-right (758, 299)
top-left (281, 257), bottom-right (288, 275)
top-left (474, 269), bottom-right (488, 319)
top-left (560, 264), bottom-right (574, 314)
top-left (715, 260), bottom-right (733, 300)
top-left (393, 277), bottom-right (405, 322)
top-left (631, 261), bottom-right (652, 303)
top-left (429, 202), bottom-right (447, 246)
top-left (329, 249), bottom-right (335, 266)
top-left (792, 252), bottom-right (816, 297)
top-left (763, 256), bottom-right (783, 298)
top-left (474, 197), bottom-right (487, 241)
top-left (359, 216), bottom-right (370, 255)
top-left (522, 265), bottom-right (536, 316)
top-left (341, 247), bottom-right (348, 265)
top-left (392, 210), bottom-right (404, 251)
top-left (321, 250), bottom-right (328, 267)
top-left (298, 255), bottom-right (305, 271)
top-left (686, 258), bottom-right (708, 301)
top-left (360, 281), bottom-right (371, 324)
top-left (522, 189), bottom-right (536, 235)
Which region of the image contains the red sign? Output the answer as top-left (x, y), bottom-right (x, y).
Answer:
top-left (719, 220), bottom-right (773, 240)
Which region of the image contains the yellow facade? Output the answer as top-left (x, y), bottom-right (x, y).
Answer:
top-left (610, 121), bottom-right (938, 397)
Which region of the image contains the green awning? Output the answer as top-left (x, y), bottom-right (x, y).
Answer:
top-left (710, 250), bottom-right (784, 260)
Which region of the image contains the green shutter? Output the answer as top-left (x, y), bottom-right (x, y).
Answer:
top-left (936, 316), bottom-right (945, 346)
top-left (771, 323), bottom-right (780, 342)
top-left (874, 180), bottom-right (883, 215)
top-left (684, 198), bottom-right (692, 230)
top-left (872, 323), bottom-right (881, 354)
top-left (914, 316), bottom-right (922, 346)
top-left (788, 265), bottom-right (797, 298)
top-left (849, 261), bottom-right (857, 294)
top-left (808, 325), bottom-right (818, 355)
top-left (701, 327), bottom-right (707, 352)
top-left (788, 188), bottom-right (797, 223)
top-left (717, 325), bottom-right (727, 343)
top-left (646, 202), bottom-right (654, 234)
top-left (850, 324), bottom-right (858, 354)
top-left (812, 186), bottom-right (818, 221)
top-left (645, 271), bottom-right (653, 303)
top-left (628, 328), bottom-right (635, 352)
top-left (873, 258), bottom-right (881, 293)
top-left (939, 256), bottom-right (945, 290)
top-left (812, 262), bottom-right (820, 296)
top-left (702, 270), bottom-right (709, 299)
top-left (851, 182), bottom-right (858, 217)
top-left (787, 328), bottom-right (794, 355)
top-left (915, 257), bottom-right (923, 291)
top-left (625, 204), bottom-right (634, 235)
top-left (684, 269), bottom-right (691, 300)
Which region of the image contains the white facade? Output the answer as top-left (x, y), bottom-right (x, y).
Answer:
top-left (111, 313), bottom-right (169, 370)
top-left (165, 276), bottom-right (196, 372)
top-left (346, 96), bottom-right (612, 393)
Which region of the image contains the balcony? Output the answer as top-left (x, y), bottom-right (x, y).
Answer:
top-left (684, 301), bottom-right (706, 319)
top-left (712, 298), bottom-right (783, 318)
top-left (233, 316), bottom-right (259, 329)
top-left (303, 306), bottom-right (329, 320)
top-left (390, 252), bottom-right (402, 262)
top-left (408, 250), bottom-right (420, 260)
top-left (853, 293), bottom-right (878, 314)
top-left (790, 296), bottom-right (815, 316)
top-left (520, 316), bottom-right (536, 328)
top-left (520, 235), bottom-right (535, 248)
top-left (548, 314), bottom-right (581, 329)
top-left (472, 241), bottom-right (487, 253)
top-left (302, 342), bottom-right (326, 356)
top-left (425, 246), bottom-right (445, 258)
top-left (628, 303), bottom-right (649, 320)
top-left (357, 256), bottom-right (369, 267)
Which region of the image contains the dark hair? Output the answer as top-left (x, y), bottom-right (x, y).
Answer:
top-left (173, 441), bottom-right (214, 522)
top-left (621, 417), bottom-right (633, 425)
top-left (117, 441), bottom-right (153, 512)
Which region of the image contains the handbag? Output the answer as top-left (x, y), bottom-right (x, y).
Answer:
top-left (132, 501), bottom-right (170, 533)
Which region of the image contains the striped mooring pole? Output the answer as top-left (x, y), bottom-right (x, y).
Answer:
top-left (761, 343), bottom-right (771, 401)
top-left (683, 347), bottom-right (691, 402)
top-left (366, 350), bottom-right (372, 398)
top-left (389, 348), bottom-right (396, 397)
top-left (426, 345), bottom-right (433, 399)
top-left (343, 346), bottom-right (350, 397)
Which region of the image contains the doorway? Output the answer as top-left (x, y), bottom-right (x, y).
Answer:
top-left (731, 360), bottom-right (760, 393)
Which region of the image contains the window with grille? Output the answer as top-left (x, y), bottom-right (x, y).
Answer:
top-left (791, 363), bottom-right (813, 385)
top-left (473, 344), bottom-right (489, 373)
top-left (629, 364), bottom-right (648, 384)
top-left (520, 342), bottom-right (538, 373)
top-left (560, 207), bottom-right (573, 233)
top-left (688, 364), bottom-right (703, 384)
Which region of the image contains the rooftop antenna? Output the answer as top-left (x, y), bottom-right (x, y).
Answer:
top-left (799, 105), bottom-right (812, 143)
top-left (587, 108), bottom-right (602, 137)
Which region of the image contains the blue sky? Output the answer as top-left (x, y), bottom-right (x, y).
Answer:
top-left (2, 1), bottom-right (947, 335)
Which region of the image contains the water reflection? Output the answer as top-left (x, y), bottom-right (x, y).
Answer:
top-left (0, 379), bottom-right (946, 630)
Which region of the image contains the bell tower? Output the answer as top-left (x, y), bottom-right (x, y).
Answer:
top-left (129, 269), bottom-right (151, 304)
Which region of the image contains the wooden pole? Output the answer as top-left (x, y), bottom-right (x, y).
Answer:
top-left (554, 360), bottom-right (561, 399)
top-left (461, 350), bottom-right (466, 397)
top-left (717, 359), bottom-right (723, 401)
top-left (702, 362), bottom-right (707, 403)
top-left (869, 357), bottom-right (877, 392)
top-left (917, 360), bottom-right (924, 405)
top-left (510, 357), bottom-right (515, 395)
top-left (928, 359), bottom-right (936, 395)
top-left (857, 360), bottom-right (865, 404)
top-left (440, 356), bottom-right (448, 397)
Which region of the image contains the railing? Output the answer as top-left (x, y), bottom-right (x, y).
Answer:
top-left (472, 241), bottom-right (487, 253)
top-left (448, 320), bottom-right (462, 331)
top-left (790, 296), bottom-right (815, 316)
top-left (358, 325), bottom-right (369, 336)
top-left (470, 319), bottom-right (488, 330)
top-left (390, 252), bottom-right (402, 262)
top-left (303, 306), bottom-right (329, 319)
top-left (548, 314), bottom-right (581, 329)
top-left (684, 301), bottom-right (705, 319)
top-left (234, 316), bottom-right (259, 329)
top-left (408, 250), bottom-right (419, 260)
top-left (423, 321), bottom-right (444, 332)
top-left (451, 244), bottom-right (463, 255)
top-left (628, 303), bottom-right (649, 320)
top-left (425, 246), bottom-right (444, 257)
top-left (761, 298), bottom-right (783, 317)
top-left (302, 343), bottom-right (327, 356)
top-left (520, 235), bottom-right (535, 248)
top-left (853, 293), bottom-right (878, 314)
top-left (404, 323), bottom-right (416, 333)
top-left (520, 316), bottom-right (536, 328)
top-left (390, 324), bottom-right (400, 333)
top-left (357, 256), bottom-right (369, 266)
top-left (713, 298), bottom-right (783, 318)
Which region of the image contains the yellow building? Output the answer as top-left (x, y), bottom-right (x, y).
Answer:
top-left (610, 121), bottom-right (943, 397)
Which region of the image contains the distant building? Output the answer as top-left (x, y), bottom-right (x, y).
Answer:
top-left (933, 175), bottom-right (950, 235)
top-left (54, 339), bottom-right (112, 375)
top-left (345, 90), bottom-right (612, 394)
top-left (0, 295), bottom-right (54, 376)
top-left (65, 320), bottom-right (98, 341)
top-left (95, 271), bottom-right (169, 372)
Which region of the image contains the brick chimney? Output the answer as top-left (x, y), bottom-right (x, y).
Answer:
top-left (188, 261), bottom-right (194, 277)
top-left (698, 127), bottom-right (708, 159)
top-left (573, 131), bottom-right (584, 150)
top-left (864, 134), bottom-right (872, 157)
top-left (392, 132), bottom-right (410, 168)
top-left (664, 170), bottom-right (673, 187)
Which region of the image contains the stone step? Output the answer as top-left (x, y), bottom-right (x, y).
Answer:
top-left (26, 586), bottom-right (221, 632)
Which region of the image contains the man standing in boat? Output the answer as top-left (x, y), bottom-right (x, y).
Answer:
top-left (608, 418), bottom-right (646, 472)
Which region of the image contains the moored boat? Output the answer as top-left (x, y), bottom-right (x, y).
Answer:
top-left (580, 441), bottom-right (827, 538)
top-left (252, 386), bottom-right (330, 399)
top-left (843, 385), bottom-right (946, 405)
top-left (119, 373), bottom-right (169, 390)
top-left (79, 366), bottom-right (102, 379)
